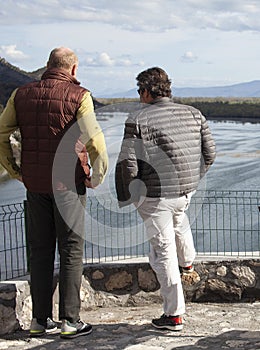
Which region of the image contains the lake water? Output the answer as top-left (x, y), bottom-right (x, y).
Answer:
top-left (206, 120), bottom-right (260, 191)
top-left (1, 115), bottom-right (259, 204)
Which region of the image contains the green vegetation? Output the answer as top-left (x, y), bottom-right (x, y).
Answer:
top-left (96, 97), bottom-right (260, 120)
top-left (175, 97), bottom-right (260, 119)
top-left (97, 98), bottom-right (139, 105)
top-left (2, 97), bottom-right (260, 119)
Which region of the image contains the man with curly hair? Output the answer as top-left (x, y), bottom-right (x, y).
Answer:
top-left (115, 67), bottom-right (216, 331)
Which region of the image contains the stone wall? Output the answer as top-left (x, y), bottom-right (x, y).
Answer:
top-left (83, 259), bottom-right (260, 303)
top-left (0, 259), bottom-right (259, 335)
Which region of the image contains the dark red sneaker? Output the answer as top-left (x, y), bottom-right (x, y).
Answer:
top-left (181, 265), bottom-right (194, 274)
top-left (152, 314), bottom-right (183, 331)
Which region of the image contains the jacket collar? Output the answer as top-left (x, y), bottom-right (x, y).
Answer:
top-left (41, 68), bottom-right (80, 85)
top-left (150, 97), bottom-right (171, 105)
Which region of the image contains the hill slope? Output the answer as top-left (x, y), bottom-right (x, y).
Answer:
top-left (0, 58), bottom-right (40, 105)
top-left (0, 59), bottom-right (103, 109)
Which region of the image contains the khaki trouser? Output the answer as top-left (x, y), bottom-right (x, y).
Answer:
top-left (135, 193), bottom-right (196, 316)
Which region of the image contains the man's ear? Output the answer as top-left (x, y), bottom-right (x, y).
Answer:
top-left (142, 89), bottom-right (154, 103)
top-left (71, 64), bottom-right (78, 77)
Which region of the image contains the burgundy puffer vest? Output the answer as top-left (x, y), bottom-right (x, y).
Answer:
top-left (14, 68), bottom-right (88, 193)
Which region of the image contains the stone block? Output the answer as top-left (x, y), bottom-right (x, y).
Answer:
top-left (105, 271), bottom-right (133, 292)
top-left (231, 266), bottom-right (256, 287)
top-left (138, 268), bottom-right (159, 292)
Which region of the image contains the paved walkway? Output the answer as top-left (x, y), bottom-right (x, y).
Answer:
top-left (1, 302), bottom-right (260, 350)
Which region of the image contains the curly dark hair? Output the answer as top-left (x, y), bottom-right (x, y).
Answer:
top-left (136, 67), bottom-right (172, 98)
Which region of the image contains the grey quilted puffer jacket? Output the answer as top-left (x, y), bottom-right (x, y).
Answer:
top-left (115, 97), bottom-right (216, 207)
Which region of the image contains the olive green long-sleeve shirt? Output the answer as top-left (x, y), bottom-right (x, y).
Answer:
top-left (0, 89), bottom-right (108, 188)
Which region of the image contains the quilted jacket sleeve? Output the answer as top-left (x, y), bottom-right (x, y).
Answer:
top-left (115, 116), bottom-right (141, 207)
top-left (77, 92), bottom-right (108, 187)
top-left (0, 89), bottom-right (21, 179)
top-left (200, 113), bottom-right (216, 175)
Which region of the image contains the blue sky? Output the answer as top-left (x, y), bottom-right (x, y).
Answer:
top-left (0, 0), bottom-right (259, 96)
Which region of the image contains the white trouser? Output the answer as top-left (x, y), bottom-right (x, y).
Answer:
top-left (135, 193), bottom-right (196, 316)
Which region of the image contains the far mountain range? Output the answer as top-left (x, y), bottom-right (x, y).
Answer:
top-left (101, 80), bottom-right (260, 98)
top-left (1, 57), bottom-right (260, 106)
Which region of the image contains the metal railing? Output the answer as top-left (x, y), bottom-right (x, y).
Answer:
top-left (190, 190), bottom-right (260, 257)
top-left (0, 190), bottom-right (260, 281)
top-left (0, 203), bottom-right (28, 281)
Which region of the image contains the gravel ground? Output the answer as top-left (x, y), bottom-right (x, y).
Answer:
top-left (1, 302), bottom-right (260, 350)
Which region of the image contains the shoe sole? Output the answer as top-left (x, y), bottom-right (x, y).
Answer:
top-left (30, 326), bottom-right (57, 337)
top-left (182, 271), bottom-right (194, 275)
top-left (152, 323), bottom-right (183, 331)
top-left (46, 326), bottom-right (58, 333)
top-left (30, 331), bottom-right (46, 337)
top-left (60, 328), bottom-right (92, 339)
top-left (181, 268), bottom-right (194, 275)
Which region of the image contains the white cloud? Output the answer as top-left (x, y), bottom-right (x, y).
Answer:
top-left (0, 1), bottom-right (260, 32)
top-left (0, 45), bottom-right (28, 61)
top-left (0, 1), bottom-right (260, 94)
top-left (84, 53), bottom-right (114, 67)
top-left (99, 52), bottom-right (114, 66)
top-left (180, 51), bottom-right (198, 63)
top-left (81, 52), bottom-right (144, 67)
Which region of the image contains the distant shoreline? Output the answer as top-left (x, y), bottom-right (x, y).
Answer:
top-left (96, 97), bottom-right (260, 121)
top-left (207, 115), bottom-right (260, 123)
top-left (2, 97), bottom-right (260, 120)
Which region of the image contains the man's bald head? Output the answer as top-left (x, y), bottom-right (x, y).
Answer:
top-left (47, 47), bottom-right (78, 72)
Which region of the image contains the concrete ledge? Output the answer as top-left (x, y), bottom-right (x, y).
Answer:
top-left (0, 258), bottom-right (259, 335)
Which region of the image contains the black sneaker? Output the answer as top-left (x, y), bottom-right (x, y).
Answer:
top-left (152, 314), bottom-right (183, 331)
top-left (30, 317), bottom-right (57, 337)
top-left (60, 320), bottom-right (92, 339)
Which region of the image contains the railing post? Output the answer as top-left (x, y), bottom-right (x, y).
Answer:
top-left (23, 200), bottom-right (30, 273)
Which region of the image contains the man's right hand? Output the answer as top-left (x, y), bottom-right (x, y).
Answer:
top-left (84, 178), bottom-right (96, 189)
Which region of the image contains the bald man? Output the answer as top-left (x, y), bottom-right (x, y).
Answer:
top-left (0, 47), bottom-right (108, 338)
